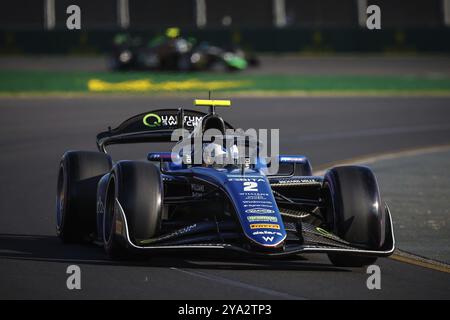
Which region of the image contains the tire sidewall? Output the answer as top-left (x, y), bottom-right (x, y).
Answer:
top-left (104, 173), bottom-right (125, 258)
top-left (56, 160), bottom-right (70, 238)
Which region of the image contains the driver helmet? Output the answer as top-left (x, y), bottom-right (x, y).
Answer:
top-left (202, 142), bottom-right (240, 166)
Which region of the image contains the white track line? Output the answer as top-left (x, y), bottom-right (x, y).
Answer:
top-left (170, 267), bottom-right (307, 300)
top-left (314, 143), bottom-right (450, 176)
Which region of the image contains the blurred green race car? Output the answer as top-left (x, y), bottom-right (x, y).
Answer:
top-left (109, 29), bottom-right (259, 72)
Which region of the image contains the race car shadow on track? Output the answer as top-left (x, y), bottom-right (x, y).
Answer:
top-left (0, 233), bottom-right (352, 272)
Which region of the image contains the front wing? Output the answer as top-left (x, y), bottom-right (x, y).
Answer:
top-left (111, 199), bottom-right (395, 257)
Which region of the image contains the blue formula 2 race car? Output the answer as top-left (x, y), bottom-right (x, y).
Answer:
top-left (56, 99), bottom-right (395, 267)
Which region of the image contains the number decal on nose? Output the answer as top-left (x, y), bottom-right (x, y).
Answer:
top-left (243, 181), bottom-right (258, 192)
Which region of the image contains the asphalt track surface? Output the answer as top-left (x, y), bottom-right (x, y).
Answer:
top-left (369, 149), bottom-right (450, 263)
top-left (1, 96), bottom-right (450, 299)
top-left (2, 55), bottom-right (450, 76)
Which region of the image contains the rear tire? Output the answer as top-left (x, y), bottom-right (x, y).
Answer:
top-left (323, 166), bottom-right (385, 267)
top-left (56, 151), bottom-right (112, 243)
top-left (104, 161), bottom-right (162, 259)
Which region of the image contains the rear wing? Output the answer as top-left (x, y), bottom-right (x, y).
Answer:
top-left (96, 108), bottom-right (233, 153)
